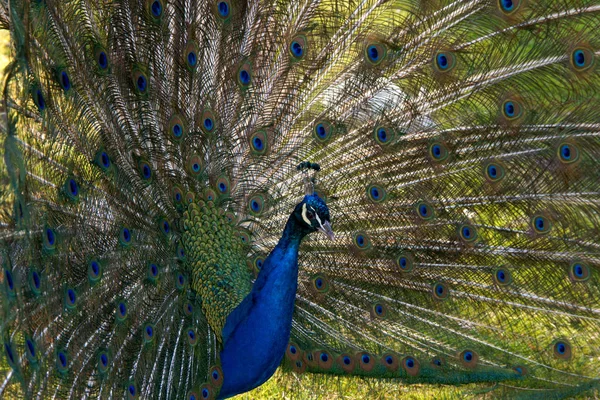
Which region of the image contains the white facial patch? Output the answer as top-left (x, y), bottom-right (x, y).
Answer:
top-left (301, 203), bottom-right (311, 225)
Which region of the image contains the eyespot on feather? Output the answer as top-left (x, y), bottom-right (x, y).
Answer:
top-left (338, 354), bottom-right (356, 373)
top-left (557, 142), bottom-right (580, 164)
top-left (185, 40), bottom-right (199, 71)
top-left (458, 223), bottom-right (478, 243)
top-left (569, 261), bottom-right (591, 282)
top-left (570, 47), bottom-right (594, 72)
top-left (313, 120), bottom-right (333, 143)
top-left (290, 34), bottom-right (308, 61)
top-left (286, 343), bottom-right (302, 361)
top-left (365, 41), bottom-right (387, 65)
top-left (429, 142), bottom-right (448, 162)
top-left (531, 214), bottom-right (551, 234)
top-left (552, 340), bottom-right (572, 360)
top-left (311, 274), bottom-right (330, 294)
top-left (210, 365), bottom-right (224, 388)
top-left (459, 349), bottom-right (478, 368)
top-left (367, 184), bottom-right (387, 203)
top-left (357, 352), bottom-right (375, 372)
top-left (432, 282), bottom-right (449, 301)
top-left (371, 303), bottom-right (387, 319)
top-left (187, 155), bottom-right (204, 178)
top-left (402, 356), bottom-right (420, 377)
top-left (415, 201), bottom-right (434, 220)
top-left (373, 125), bottom-right (395, 146)
top-left (353, 232), bottom-right (371, 251)
top-left (237, 60), bottom-right (252, 88)
top-left (201, 109), bottom-right (217, 135)
top-left (249, 129), bottom-right (269, 155)
top-left (433, 51), bottom-right (456, 73)
top-left (215, 0), bottom-right (231, 20)
top-left (493, 268), bottom-right (512, 286)
top-left (484, 161), bottom-right (506, 182)
top-left (381, 354), bottom-right (399, 372)
top-left (396, 252), bottom-right (415, 273)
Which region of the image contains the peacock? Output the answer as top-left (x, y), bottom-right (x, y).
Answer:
top-left (0, 0), bottom-right (599, 398)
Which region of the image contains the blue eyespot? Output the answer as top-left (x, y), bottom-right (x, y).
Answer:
top-left (375, 305), bottom-right (383, 315)
top-left (504, 101), bottom-right (515, 117)
top-left (141, 163), bottom-right (152, 180)
top-left (46, 228), bottom-right (56, 246)
top-left (218, 1), bottom-right (229, 18)
top-left (462, 226), bottom-right (471, 239)
top-left (219, 182), bottom-right (227, 192)
top-left (129, 384), bottom-right (136, 396)
top-left (436, 54), bottom-right (448, 69)
top-left (122, 228), bottom-right (131, 243)
top-left (405, 357), bottom-right (415, 368)
top-left (60, 71), bottom-right (71, 91)
top-left (31, 270), bottom-right (41, 291)
top-left (500, 0), bottom-right (514, 11)
top-left (488, 165), bottom-right (497, 178)
top-left (561, 144), bottom-right (571, 160)
top-left (315, 278), bottom-right (323, 289)
top-left (100, 353), bottom-right (108, 367)
top-left (385, 356), bottom-right (393, 365)
top-left (316, 124), bottom-right (326, 138)
top-left (188, 330), bottom-right (195, 340)
top-left (253, 137), bottom-right (263, 150)
top-left (433, 358), bottom-right (442, 367)
top-left (69, 179), bottom-right (79, 196)
top-left (118, 302), bottom-right (127, 318)
top-left (202, 388), bottom-right (210, 399)
top-left (251, 200), bottom-right (260, 211)
top-left (172, 123), bottom-right (182, 138)
top-left (151, 0), bottom-right (162, 17)
top-left (150, 263), bottom-right (158, 277)
top-left (58, 350), bottom-right (67, 368)
top-left (4, 269), bottom-right (14, 291)
top-left (553, 340), bottom-right (571, 359)
top-left (212, 370), bottom-right (219, 380)
top-left (497, 270), bottom-right (506, 282)
top-left (26, 339), bottom-right (36, 359)
top-left (533, 216), bottom-right (550, 233)
top-left (370, 187), bottom-right (380, 200)
top-left (573, 50), bottom-right (585, 68)
top-left (90, 260), bottom-right (100, 277)
top-left (100, 152), bottom-right (111, 168)
top-left (239, 69), bottom-right (250, 85)
top-left (433, 282), bottom-right (449, 300)
top-left (137, 75), bottom-right (147, 92)
top-left (204, 118), bottom-right (214, 131)
top-left (343, 356), bottom-right (351, 365)
top-left (463, 351), bottom-right (473, 362)
top-left (35, 89), bottom-right (46, 111)
top-left (430, 142), bottom-right (449, 161)
top-left (146, 325), bottom-right (153, 337)
top-left (320, 352), bottom-right (328, 362)
top-left (290, 345), bottom-right (297, 354)
top-left (362, 354), bottom-right (370, 364)
top-left (357, 235), bottom-right (364, 246)
top-left (367, 45), bottom-right (379, 62)
top-left (291, 41), bottom-right (303, 57)
top-left (377, 128), bottom-right (388, 142)
top-left (98, 51), bottom-right (108, 69)
top-left (187, 51), bottom-right (197, 67)
top-left (570, 262), bottom-right (590, 282)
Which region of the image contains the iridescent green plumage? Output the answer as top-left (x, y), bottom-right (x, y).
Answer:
top-left (0, 0), bottom-right (599, 398)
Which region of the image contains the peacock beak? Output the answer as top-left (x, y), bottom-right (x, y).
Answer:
top-left (318, 220), bottom-right (335, 241)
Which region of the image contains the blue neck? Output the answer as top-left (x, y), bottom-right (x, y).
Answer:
top-left (218, 215), bottom-right (309, 399)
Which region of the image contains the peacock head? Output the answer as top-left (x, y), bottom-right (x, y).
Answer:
top-left (293, 194), bottom-right (334, 240)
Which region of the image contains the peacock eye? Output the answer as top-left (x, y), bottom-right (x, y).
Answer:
top-left (307, 211), bottom-right (315, 219)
